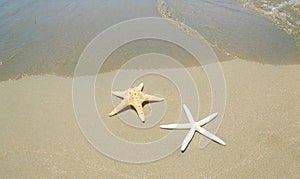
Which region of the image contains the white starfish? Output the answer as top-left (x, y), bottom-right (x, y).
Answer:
top-left (160, 104), bottom-right (226, 152)
top-left (109, 83), bottom-right (164, 122)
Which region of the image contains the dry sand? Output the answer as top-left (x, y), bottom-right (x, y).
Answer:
top-left (0, 59), bottom-right (300, 178)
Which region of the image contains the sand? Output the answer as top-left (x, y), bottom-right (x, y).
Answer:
top-left (0, 59), bottom-right (300, 178)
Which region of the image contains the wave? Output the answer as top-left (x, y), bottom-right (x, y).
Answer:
top-left (238, 0), bottom-right (300, 34)
top-left (237, 0), bottom-right (300, 49)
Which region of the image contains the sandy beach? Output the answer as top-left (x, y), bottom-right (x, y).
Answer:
top-left (1, 0), bottom-right (300, 177)
top-left (1, 59), bottom-right (299, 178)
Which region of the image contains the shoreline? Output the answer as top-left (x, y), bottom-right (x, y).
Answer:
top-left (2, 56), bottom-right (300, 82)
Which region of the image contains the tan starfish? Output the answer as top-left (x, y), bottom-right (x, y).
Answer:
top-left (109, 83), bottom-right (164, 122)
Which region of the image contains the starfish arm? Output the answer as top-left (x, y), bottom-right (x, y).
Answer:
top-left (198, 113), bottom-right (218, 126)
top-left (137, 83), bottom-right (144, 91)
top-left (183, 104), bottom-right (195, 124)
top-left (111, 90), bottom-right (127, 98)
top-left (160, 123), bottom-right (193, 129)
top-left (181, 126), bottom-right (196, 152)
top-left (132, 103), bottom-right (145, 122)
top-left (196, 126), bottom-right (226, 145)
top-left (144, 94), bottom-right (164, 102)
top-left (109, 99), bottom-right (129, 116)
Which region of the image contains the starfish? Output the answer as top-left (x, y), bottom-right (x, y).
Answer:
top-left (109, 83), bottom-right (164, 122)
top-left (160, 104), bottom-right (226, 152)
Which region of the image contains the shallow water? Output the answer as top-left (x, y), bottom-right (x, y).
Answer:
top-left (0, 0), bottom-right (299, 81)
top-left (158, 0), bottom-right (299, 63)
top-left (0, 0), bottom-right (158, 81)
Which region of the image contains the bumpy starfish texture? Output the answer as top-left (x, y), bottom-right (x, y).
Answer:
top-left (160, 104), bottom-right (226, 152)
top-left (109, 83), bottom-right (164, 122)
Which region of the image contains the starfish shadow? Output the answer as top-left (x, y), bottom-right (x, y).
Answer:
top-left (111, 100), bottom-right (162, 116)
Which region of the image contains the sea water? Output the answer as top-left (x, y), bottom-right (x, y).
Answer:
top-left (158, 0), bottom-right (299, 63)
top-left (0, 0), bottom-right (299, 81)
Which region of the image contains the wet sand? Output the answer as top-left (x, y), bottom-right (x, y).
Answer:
top-left (1, 59), bottom-right (299, 178)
